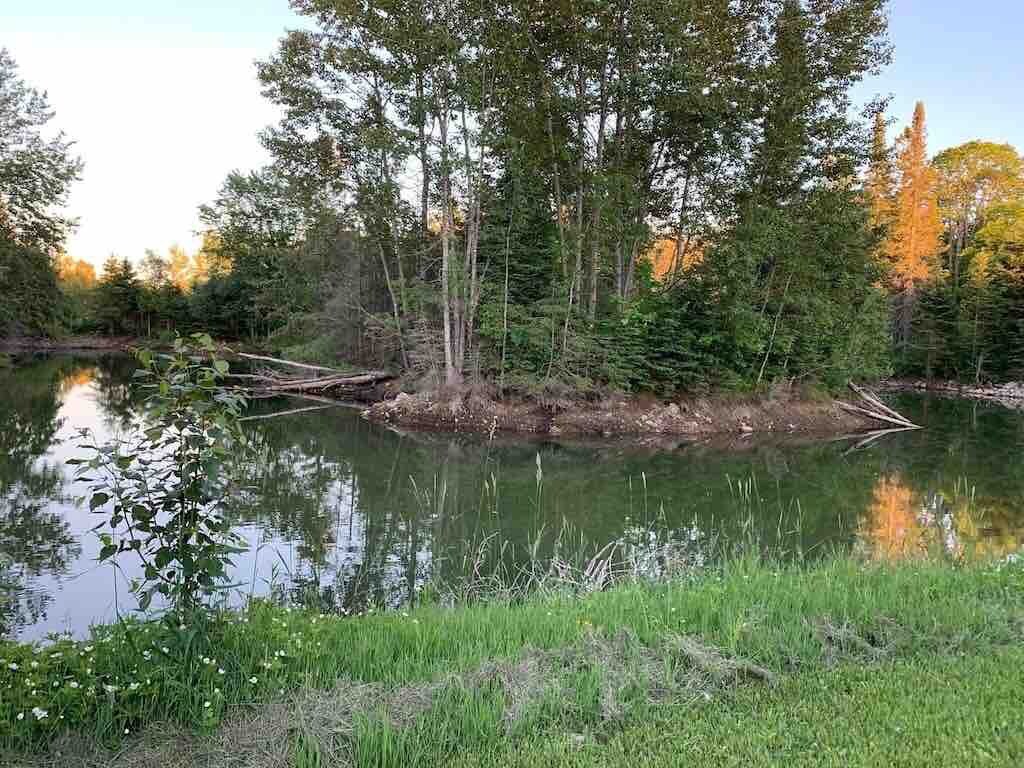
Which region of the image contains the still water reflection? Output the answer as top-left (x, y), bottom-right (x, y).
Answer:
top-left (2, 355), bottom-right (1023, 640)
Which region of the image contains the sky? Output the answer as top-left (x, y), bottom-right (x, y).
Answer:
top-left (5, 0), bottom-right (1024, 267)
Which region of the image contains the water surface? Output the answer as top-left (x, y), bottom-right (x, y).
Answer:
top-left (2, 355), bottom-right (1023, 640)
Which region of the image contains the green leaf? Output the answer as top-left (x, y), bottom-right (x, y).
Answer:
top-left (90, 492), bottom-right (111, 511)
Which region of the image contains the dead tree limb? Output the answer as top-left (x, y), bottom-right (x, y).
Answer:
top-left (234, 352), bottom-right (345, 375)
top-left (837, 386), bottom-right (920, 429)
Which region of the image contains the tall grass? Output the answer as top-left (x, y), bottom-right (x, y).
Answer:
top-left (2, 553), bottom-right (1022, 756)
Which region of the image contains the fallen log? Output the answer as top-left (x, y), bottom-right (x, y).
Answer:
top-left (235, 352), bottom-right (344, 375)
top-left (838, 383), bottom-right (921, 429)
top-left (238, 403), bottom-right (340, 422)
top-left (254, 371), bottom-right (393, 392)
top-left (228, 351), bottom-right (393, 396)
top-left (849, 383), bottom-right (914, 425)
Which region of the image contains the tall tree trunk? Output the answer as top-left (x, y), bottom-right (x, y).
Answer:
top-left (416, 73), bottom-right (430, 237)
top-left (587, 53), bottom-right (610, 323)
top-left (438, 103), bottom-right (459, 387)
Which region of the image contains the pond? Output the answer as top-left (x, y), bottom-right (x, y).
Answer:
top-left (2, 354), bottom-right (1023, 641)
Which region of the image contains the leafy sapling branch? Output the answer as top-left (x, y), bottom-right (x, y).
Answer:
top-left (71, 333), bottom-right (249, 617)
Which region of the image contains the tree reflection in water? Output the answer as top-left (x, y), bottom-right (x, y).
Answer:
top-left (3, 356), bottom-right (1024, 639)
top-left (0, 357), bottom-right (85, 636)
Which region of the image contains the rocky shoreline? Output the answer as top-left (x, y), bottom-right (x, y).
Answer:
top-left (881, 378), bottom-right (1024, 410)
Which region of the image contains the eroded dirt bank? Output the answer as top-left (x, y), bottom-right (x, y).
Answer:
top-left (0, 335), bottom-right (135, 353)
top-left (365, 388), bottom-right (885, 438)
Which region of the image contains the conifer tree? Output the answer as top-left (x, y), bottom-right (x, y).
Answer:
top-left (886, 102), bottom-right (941, 354)
top-left (887, 102), bottom-right (941, 291)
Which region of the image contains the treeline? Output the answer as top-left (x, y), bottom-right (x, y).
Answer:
top-left (190, 0), bottom-right (897, 393)
top-left (7, 1), bottom-right (1024, 392)
top-left (866, 106), bottom-right (1024, 383)
top-left (57, 241), bottom-right (224, 339)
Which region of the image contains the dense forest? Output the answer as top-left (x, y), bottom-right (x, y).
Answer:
top-left (3, 0), bottom-right (1023, 395)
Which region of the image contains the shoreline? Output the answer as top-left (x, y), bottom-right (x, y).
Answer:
top-left (0, 335), bottom-right (136, 354)
top-left (365, 388), bottom-right (893, 438)
top-left (882, 377), bottom-right (1024, 408)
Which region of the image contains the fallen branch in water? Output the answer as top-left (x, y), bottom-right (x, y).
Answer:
top-left (238, 404), bottom-right (341, 422)
top-left (234, 352), bottom-right (345, 375)
top-left (251, 371), bottom-right (393, 392)
top-left (228, 351), bottom-right (393, 395)
top-left (837, 383), bottom-right (921, 430)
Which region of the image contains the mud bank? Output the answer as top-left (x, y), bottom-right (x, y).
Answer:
top-left (365, 388), bottom-right (886, 438)
top-left (0, 335), bottom-right (135, 354)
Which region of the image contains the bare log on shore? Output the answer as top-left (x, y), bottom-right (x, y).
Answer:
top-left (228, 352), bottom-right (393, 395)
top-left (234, 352), bottom-right (344, 375)
top-left (837, 383), bottom-right (921, 430)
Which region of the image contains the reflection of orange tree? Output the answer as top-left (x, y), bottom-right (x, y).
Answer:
top-left (857, 474), bottom-right (924, 560)
top-left (858, 474), bottom-right (1024, 562)
top-left (56, 366), bottom-right (96, 396)
top-left (945, 495), bottom-right (1024, 561)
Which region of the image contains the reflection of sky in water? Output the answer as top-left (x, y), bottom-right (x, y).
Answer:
top-left (11, 367), bottom-right (433, 640)
top-left (4, 357), bottom-right (1024, 641)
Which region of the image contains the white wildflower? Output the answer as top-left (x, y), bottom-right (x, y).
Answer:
top-left (32, 707), bottom-right (48, 720)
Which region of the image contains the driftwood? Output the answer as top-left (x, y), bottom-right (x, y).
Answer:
top-left (238, 404), bottom-right (341, 422)
top-left (230, 352), bottom-right (393, 396)
top-left (235, 352), bottom-right (344, 375)
top-left (251, 371), bottom-right (393, 392)
top-left (837, 383), bottom-right (921, 430)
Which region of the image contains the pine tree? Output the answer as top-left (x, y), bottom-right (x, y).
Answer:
top-left (886, 102), bottom-right (941, 357)
top-left (887, 102), bottom-right (941, 291)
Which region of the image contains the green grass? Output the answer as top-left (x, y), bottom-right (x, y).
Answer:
top-left (447, 650), bottom-right (1024, 767)
top-left (3, 556), bottom-right (1023, 765)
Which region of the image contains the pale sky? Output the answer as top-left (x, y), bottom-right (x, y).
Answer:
top-left (5, 1), bottom-right (305, 266)
top-left (5, 0), bottom-right (1024, 267)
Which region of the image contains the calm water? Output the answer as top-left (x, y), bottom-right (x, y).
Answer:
top-left (2, 354), bottom-right (1023, 640)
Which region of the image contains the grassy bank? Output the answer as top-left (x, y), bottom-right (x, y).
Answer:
top-left (3, 557), bottom-right (1023, 766)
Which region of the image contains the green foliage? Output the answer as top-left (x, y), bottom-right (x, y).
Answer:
top-left (93, 256), bottom-right (141, 335)
top-left (0, 48), bottom-right (82, 253)
top-left (0, 239), bottom-right (63, 337)
top-left (71, 334), bottom-right (248, 615)
top-left (903, 201), bottom-right (1024, 382)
